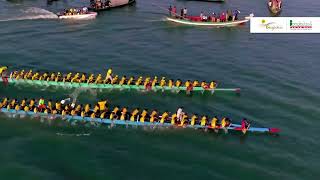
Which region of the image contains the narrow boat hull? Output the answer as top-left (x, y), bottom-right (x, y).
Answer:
top-left (166, 16), bottom-right (250, 27)
top-left (0, 78), bottom-right (240, 94)
top-left (0, 108), bottom-right (280, 135)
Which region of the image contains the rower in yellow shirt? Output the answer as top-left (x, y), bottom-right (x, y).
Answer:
top-left (120, 107), bottom-right (128, 120)
top-left (127, 76), bottom-right (134, 85)
top-left (87, 74), bottom-right (94, 83)
top-left (160, 111), bottom-right (169, 124)
top-left (185, 80), bottom-right (191, 87)
top-left (143, 77), bottom-right (151, 87)
top-left (192, 80), bottom-right (199, 87)
top-left (168, 79), bottom-right (173, 88)
top-left (0, 66), bottom-right (8, 76)
top-left (209, 81), bottom-right (217, 89)
top-left (111, 75), bottom-right (118, 84)
top-left (119, 76), bottom-right (126, 85)
top-left (190, 114), bottom-right (197, 126)
top-left (175, 79), bottom-right (181, 87)
top-left (84, 104), bottom-right (90, 113)
top-left (80, 73), bottom-right (86, 82)
top-left (95, 74), bottom-right (102, 84)
top-left (180, 114), bottom-right (188, 126)
top-left (98, 100), bottom-right (107, 111)
top-left (171, 113), bottom-right (177, 125)
top-left (149, 110), bottom-right (158, 123)
top-left (160, 77), bottom-right (166, 87)
top-left (140, 109), bottom-right (148, 123)
top-left (211, 116), bottom-right (218, 128)
top-left (151, 76), bottom-right (158, 87)
top-left (135, 76), bottom-right (143, 86)
top-left (130, 108), bottom-right (139, 121)
top-left (200, 116), bottom-right (207, 126)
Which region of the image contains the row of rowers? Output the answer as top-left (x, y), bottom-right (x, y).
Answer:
top-left (8, 69), bottom-right (218, 88)
top-left (1, 98), bottom-right (232, 127)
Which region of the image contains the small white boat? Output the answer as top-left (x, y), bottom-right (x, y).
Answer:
top-left (57, 12), bottom-right (97, 20)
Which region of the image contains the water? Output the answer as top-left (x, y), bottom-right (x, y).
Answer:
top-left (0, 0), bottom-right (319, 179)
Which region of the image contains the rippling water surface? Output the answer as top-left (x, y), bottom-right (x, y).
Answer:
top-left (0, 0), bottom-right (319, 179)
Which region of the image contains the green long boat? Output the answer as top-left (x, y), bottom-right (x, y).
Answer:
top-left (0, 68), bottom-right (240, 94)
top-left (0, 78), bottom-right (240, 94)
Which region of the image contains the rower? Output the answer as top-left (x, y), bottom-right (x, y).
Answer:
top-left (55, 101), bottom-right (62, 113)
top-left (112, 106), bottom-right (120, 119)
top-left (0, 66), bottom-right (8, 76)
top-left (151, 76), bottom-right (158, 87)
top-left (109, 112), bottom-right (115, 120)
top-left (171, 113), bottom-right (177, 125)
top-left (180, 114), bottom-right (188, 126)
top-left (98, 100), bottom-right (107, 112)
top-left (100, 111), bottom-right (106, 118)
top-left (120, 107), bottom-right (128, 120)
top-left (185, 80), bottom-right (191, 87)
top-left (211, 116), bottom-right (218, 128)
top-left (71, 73), bottom-right (80, 82)
top-left (24, 105), bottom-right (29, 112)
top-left (193, 80), bottom-right (199, 87)
top-left (241, 118), bottom-right (250, 134)
top-left (18, 98), bottom-right (26, 108)
top-left (200, 115), bottom-right (207, 126)
top-left (49, 72), bottom-right (55, 81)
top-left (149, 110), bottom-right (158, 123)
top-left (55, 72), bottom-right (61, 82)
top-left (71, 109), bottom-right (77, 116)
top-left (29, 99), bottom-right (35, 109)
top-left (31, 73), bottom-right (39, 80)
top-left (65, 73), bottom-right (72, 82)
top-left (135, 76), bottom-right (143, 86)
top-left (160, 77), bottom-right (166, 87)
top-left (111, 75), bottom-right (118, 84)
top-left (160, 111), bottom-right (169, 124)
top-left (127, 76), bottom-right (134, 85)
top-left (209, 81), bottom-right (217, 89)
top-left (80, 73), bottom-right (86, 82)
top-left (190, 114), bottom-right (198, 126)
top-left (93, 104), bottom-right (100, 114)
top-left (38, 97), bottom-right (46, 111)
top-left (175, 79), bottom-right (182, 87)
top-left (143, 77), bottom-right (151, 87)
top-left (14, 103), bottom-right (20, 111)
top-left (90, 112), bottom-right (96, 118)
top-left (95, 74), bottom-right (102, 84)
top-left (130, 108), bottom-right (139, 121)
top-left (119, 76), bottom-right (126, 85)
top-left (85, 104), bottom-right (90, 114)
top-left (87, 74), bottom-right (94, 83)
top-left (140, 109), bottom-right (148, 123)
top-left (166, 79), bottom-right (173, 88)
top-left (40, 72), bottom-right (48, 81)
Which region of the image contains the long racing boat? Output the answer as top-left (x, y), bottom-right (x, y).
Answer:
top-left (0, 98), bottom-right (280, 135)
top-left (0, 68), bottom-right (240, 94)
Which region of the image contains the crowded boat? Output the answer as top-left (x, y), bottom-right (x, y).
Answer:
top-left (57, 7), bottom-right (97, 19)
top-left (268, 0), bottom-right (282, 15)
top-left (168, 6), bottom-right (242, 23)
top-left (2, 67), bottom-right (219, 91)
top-left (0, 97), bottom-right (252, 134)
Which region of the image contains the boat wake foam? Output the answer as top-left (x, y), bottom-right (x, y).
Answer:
top-left (0, 7), bottom-right (58, 22)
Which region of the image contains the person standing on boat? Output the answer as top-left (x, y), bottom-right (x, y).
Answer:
top-left (172, 6), bottom-right (177, 18)
top-left (183, 8), bottom-right (187, 18)
top-left (168, 5), bottom-right (172, 16)
top-left (233, 10), bottom-right (240, 21)
top-left (180, 8), bottom-right (184, 19)
top-left (177, 107), bottom-right (184, 122)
